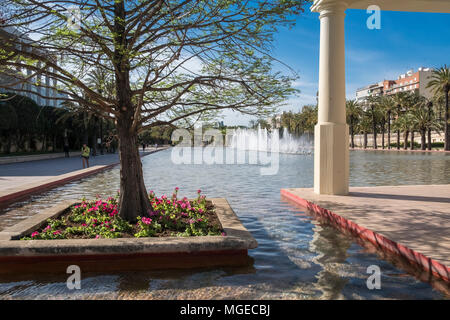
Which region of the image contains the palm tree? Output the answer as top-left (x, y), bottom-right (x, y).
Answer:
top-left (410, 97), bottom-right (434, 150)
top-left (366, 95), bottom-right (382, 149)
top-left (378, 95), bottom-right (395, 149)
top-left (359, 112), bottom-right (372, 149)
top-left (427, 65), bottom-right (450, 150)
top-left (391, 92), bottom-right (411, 149)
top-left (393, 113), bottom-right (413, 150)
top-left (410, 96), bottom-right (441, 150)
top-left (346, 99), bottom-right (362, 149)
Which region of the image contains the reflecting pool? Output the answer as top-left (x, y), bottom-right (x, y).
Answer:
top-left (0, 149), bottom-right (449, 299)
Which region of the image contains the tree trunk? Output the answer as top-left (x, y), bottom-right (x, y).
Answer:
top-left (92, 117), bottom-right (98, 156)
top-left (117, 119), bottom-right (151, 222)
top-left (114, 0), bottom-right (151, 222)
top-left (381, 118), bottom-right (385, 149)
top-left (403, 131), bottom-right (409, 150)
top-left (420, 129), bottom-right (426, 150)
top-left (387, 111), bottom-right (391, 149)
top-left (371, 105), bottom-right (377, 149)
top-left (397, 106), bottom-right (401, 149)
top-left (350, 116), bottom-right (354, 149)
top-left (427, 128), bottom-right (432, 150)
top-left (410, 131), bottom-right (414, 150)
top-left (445, 90), bottom-right (449, 151)
top-left (363, 132), bottom-right (367, 149)
top-left (427, 102), bottom-right (432, 150)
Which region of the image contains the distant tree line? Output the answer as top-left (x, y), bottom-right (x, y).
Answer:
top-left (260, 65), bottom-right (449, 151)
top-left (138, 126), bottom-right (174, 146)
top-left (346, 66), bottom-right (449, 151)
top-left (0, 93), bottom-right (116, 155)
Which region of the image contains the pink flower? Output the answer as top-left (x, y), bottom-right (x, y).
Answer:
top-left (221, 232), bottom-right (227, 237)
top-left (175, 187), bottom-right (179, 191)
top-left (53, 230), bottom-right (61, 235)
top-left (31, 231), bottom-right (39, 238)
top-left (95, 235), bottom-right (100, 239)
top-left (141, 217), bottom-right (152, 225)
top-left (43, 225), bottom-right (51, 232)
top-left (81, 223), bottom-right (87, 227)
top-left (188, 219), bottom-right (195, 224)
top-left (197, 189), bottom-right (201, 194)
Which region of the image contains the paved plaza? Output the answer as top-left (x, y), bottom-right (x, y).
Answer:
top-left (0, 148), bottom-right (166, 204)
top-left (282, 185), bottom-right (450, 274)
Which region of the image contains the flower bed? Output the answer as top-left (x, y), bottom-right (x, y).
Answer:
top-left (20, 189), bottom-right (224, 240)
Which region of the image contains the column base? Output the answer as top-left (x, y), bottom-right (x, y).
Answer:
top-left (314, 122), bottom-right (349, 195)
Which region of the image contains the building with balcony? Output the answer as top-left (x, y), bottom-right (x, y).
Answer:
top-left (355, 67), bottom-right (435, 105)
top-left (0, 26), bottom-right (66, 107)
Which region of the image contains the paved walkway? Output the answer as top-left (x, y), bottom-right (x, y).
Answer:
top-left (0, 147), bottom-right (168, 204)
top-left (281, 185), bottom-right (450, 282)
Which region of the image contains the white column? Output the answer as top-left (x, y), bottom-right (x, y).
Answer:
top-left (312, 0), bottom-right (349, 195)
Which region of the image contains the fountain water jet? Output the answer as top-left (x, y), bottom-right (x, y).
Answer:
top-left (229, 126), bottom-right (313, 154)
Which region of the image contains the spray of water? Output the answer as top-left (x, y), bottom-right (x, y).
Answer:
top-left (229, 126), bottom-right (313, 154)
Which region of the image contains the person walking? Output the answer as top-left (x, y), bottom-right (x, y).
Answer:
top-left (142, 143), bottom-right (146, 152)
top-left (63, 143), bottom-right (70, 158)
top-left (81, 143), bottom-right (90, 168)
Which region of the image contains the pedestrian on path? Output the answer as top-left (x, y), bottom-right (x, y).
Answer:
top-left (81, 144), bottom-right (90, 168)
top-left (64, 143), bottom-right (70, 158)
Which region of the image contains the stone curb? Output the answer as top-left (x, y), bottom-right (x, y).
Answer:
top-left (0, 198), bottom-right (257, 259)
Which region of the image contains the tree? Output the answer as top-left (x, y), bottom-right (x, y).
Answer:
top-left (0, 0), bottom-right (305, 221)
top-left (410, 95), bottom-right (440, 150)
top-left (393, 113), bottom-right (413, 150)
top-left (366, 96), bottom-right (383, 149)
top-left (427, 65), bottom-right (450, 150)
top-left (359, 112), bottom-right (372, 149)
top-left (391, 92), bottom-right (411, 149)
top-left (346, 99), bottom-right (362, 149)
top-left (378, 95), bottom-right (395, 149)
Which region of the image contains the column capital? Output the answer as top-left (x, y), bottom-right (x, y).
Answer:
top-left (311, 0), bottom-right (348, 16)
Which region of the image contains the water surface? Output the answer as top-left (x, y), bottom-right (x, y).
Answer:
top-left (0, 149), bottom-right (449, 299)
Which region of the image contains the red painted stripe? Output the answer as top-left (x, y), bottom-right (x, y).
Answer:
top-left (280, 189), bottom-right (450, 283)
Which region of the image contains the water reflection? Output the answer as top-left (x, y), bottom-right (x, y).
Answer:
top-left (0, 149), bottom-right (449, 299)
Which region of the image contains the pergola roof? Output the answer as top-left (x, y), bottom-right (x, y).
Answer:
top-left (312, 0), bottom-right (450, 13)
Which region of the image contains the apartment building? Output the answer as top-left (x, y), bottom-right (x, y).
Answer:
top-left (355, 67), bottom-right (435, 104)
top-left (384, 67), bottom-right (434, 98)
top-left (0, 26), bottom-right (66, 107)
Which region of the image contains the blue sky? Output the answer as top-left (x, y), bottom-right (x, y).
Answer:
top-left (223, 5), bottom-right (450, 126)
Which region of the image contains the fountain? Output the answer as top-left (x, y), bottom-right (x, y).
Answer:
top-left (229, 126), bottom-right (313, 154)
